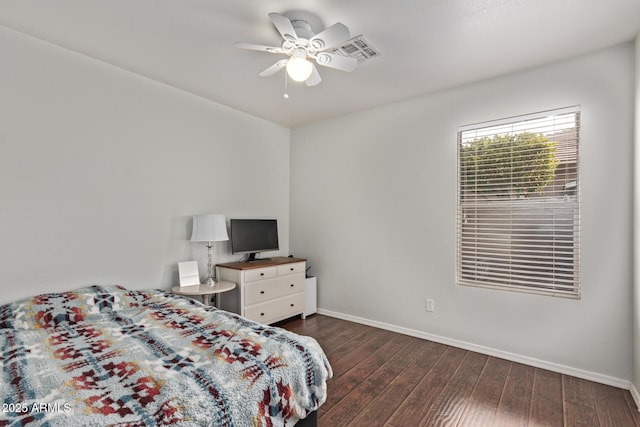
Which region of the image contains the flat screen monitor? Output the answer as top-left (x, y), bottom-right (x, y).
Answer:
top-left (230, 219), bottom-right (279, 261)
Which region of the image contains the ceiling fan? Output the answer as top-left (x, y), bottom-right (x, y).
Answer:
top-left (236, 12), bottom-right (360, 87)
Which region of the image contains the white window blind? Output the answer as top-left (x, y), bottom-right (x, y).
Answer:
top-left (456, 106), bottom-right (580, 298)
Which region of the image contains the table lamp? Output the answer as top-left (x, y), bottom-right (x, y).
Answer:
top-left (191, 214), bottom-right (229, 286)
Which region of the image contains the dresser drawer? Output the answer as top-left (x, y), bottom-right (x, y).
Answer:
top-left (244, 292), bottom-right (305, 324)
top-left (244, 267), bottom-right (277, 282)
top-left (244, 275), bottom-right (305, 306)
top-left (277, 262), bottom-right (305, 276)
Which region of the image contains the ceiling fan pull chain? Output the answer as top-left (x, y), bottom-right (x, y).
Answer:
top-left (283, 71), bottom-right (289, 99)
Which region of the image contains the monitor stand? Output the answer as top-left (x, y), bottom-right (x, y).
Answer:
top-left (247, 253), bottom-right (271, 262)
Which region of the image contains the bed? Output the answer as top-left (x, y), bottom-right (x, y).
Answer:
top-left (0, 285), bottom-right (332, 426)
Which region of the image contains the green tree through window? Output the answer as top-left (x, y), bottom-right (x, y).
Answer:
top-left (460, 132), bottom-right (559, 198)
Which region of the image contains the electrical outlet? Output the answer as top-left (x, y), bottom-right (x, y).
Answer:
top-left (425, 299), bottom-right (435, 312)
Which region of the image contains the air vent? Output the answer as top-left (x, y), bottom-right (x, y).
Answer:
top-left (334, 35), bottom-right (381, 63)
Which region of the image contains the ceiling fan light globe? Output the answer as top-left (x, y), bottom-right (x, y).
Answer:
top-left (286, 57), bottom-right (313, 82)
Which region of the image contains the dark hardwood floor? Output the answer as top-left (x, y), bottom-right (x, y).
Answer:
top-left (278, 314), bottom-right (640, 427)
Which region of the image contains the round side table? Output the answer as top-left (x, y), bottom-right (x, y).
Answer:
top-left (171, 281), bottom-right (236, 307)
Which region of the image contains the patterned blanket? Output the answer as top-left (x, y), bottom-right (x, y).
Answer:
top-left (0, 285), bottom-right (332, 426)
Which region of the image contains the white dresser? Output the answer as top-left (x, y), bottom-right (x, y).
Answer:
top-left (216, 257), bottom-right (306, 325)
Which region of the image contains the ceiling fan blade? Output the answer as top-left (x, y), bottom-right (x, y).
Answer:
top-left (309, 23), bottom-right (350, 51)
top-left (306, 64), bottom-right (322, 87)
top-left (314, 52), bottom-right (358, 72)
top-left (259, 59), bottom-right (288, 77)
top-left (235, 42), bottom-right (283, 54)
top-left (268, 12), bottom-right (298, 43)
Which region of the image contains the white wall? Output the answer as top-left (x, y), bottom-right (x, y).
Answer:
top-left (291, 43), bottom-right (635, 382)
top-left (633, 33), bottom-right (640, 397)
top-left (0, 26), bottom-right (290, 305)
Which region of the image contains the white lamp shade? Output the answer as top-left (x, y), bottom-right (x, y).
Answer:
top-left (286, 57), bottom-right (313, 82)
top-left (191, 214), bottom-right (229, 242)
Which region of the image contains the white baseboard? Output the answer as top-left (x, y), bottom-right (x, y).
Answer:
top-left (317, 308), bottom-right (631, 390)
top-left (630, 383), bottom-right (640, 412)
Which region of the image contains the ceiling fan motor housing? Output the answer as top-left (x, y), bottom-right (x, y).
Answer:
top-left (291, 20), bottom-right (314, 40)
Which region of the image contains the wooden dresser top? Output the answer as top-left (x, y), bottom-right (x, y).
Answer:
top-left (217, 256), bottom-right (306, 271)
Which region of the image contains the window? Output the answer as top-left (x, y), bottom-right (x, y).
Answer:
top-left (456, 106), bottom-right (580, 298)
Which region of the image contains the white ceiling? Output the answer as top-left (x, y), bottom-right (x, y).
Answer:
top-left (1, 0), bottom-right (639, 128)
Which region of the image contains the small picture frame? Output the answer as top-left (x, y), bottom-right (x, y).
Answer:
top-left (178, 261), bottom-right (200, 287)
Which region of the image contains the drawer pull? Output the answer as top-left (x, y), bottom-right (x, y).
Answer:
top-left (290, 267), bottom-right (294, 271)
top-left (260, 273), bottom-right (265, 276)
top-left (260, 291), bottom-right (265, 294)
top-left (290, 303), bottom-right (295, 307)
top-left (260, 313), bottom-right (265, 316)
top-left (290, 284), bottom-right (294, 287)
